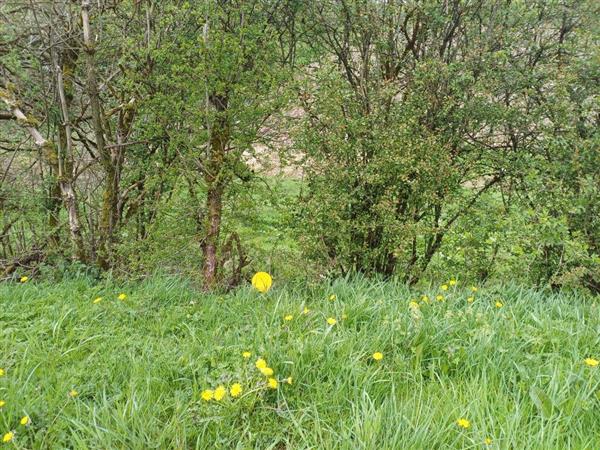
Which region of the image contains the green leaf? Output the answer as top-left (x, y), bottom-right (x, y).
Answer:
top-left (529, 386), bottom-right (554, 418)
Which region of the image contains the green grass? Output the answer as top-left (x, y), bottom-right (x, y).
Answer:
top-left (1, 277), bottom-right (599, 449)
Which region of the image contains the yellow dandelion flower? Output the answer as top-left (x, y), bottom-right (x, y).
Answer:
top-left (255, 358), bottom-right (267, 369)
top-left (214, 385), bottom-right (226, 401)
top-left (68, 389), bottom-right (78, 398)
top-left (449, 279), bottom-right (457, 286)
top-left (441, 284), bottom-right (449, 291)
top-left (284, 315), bottom-right (293, 321)
top-left (584, 358), bottom-right (599, 367)
top-left (267, 378), bottom-right (278, 389)
top-left (118, 293), bottom-right (127, 301)
top-left (20, 416), bottom-right (29, 426)
top-left (260, 367), bottom-right (274, 377)
top-left (436, 295), bottom-right (444, 301)
top-left (467, 296), bottom-right (475, 303)
top-left (0, 401), bottom-right (5, 408)
top-left (329, 294), bottom-right (336, 301)
top-left (326, 317), bottom-right (337, 326)
top-left (372, 352), bottom-right (383, 361)
top-left (303, 307), bottom-right (310, 314)
top-left (242, 351), bottom-right (251, 359)
top-left (409, 301), bottom-right (420, 309)
top-left (251, 272), bottom-right (272, 293)
top-left (201, 389), bottom-right (214, 401)
top-left (484, 437), bottom-right (493, 445)
top-left (2, 432), bottom-right (13, 443)
top-left (230, 383), bottom-right (242, 398)
top-left (471, 286), bottom-right (478, 292)
top-left (286, 377), bottom-right (293, 385)
top-left (495, 300), bottom-right (503, 308)
top-left (20, 276), bottom-right (28, 283)
top-left (93, 297), bottom-right (102, 304)
top-left (456, 418), bottom-right (470, 429)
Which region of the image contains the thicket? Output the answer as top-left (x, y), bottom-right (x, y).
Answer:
top-left (1, 0), bottom-right (598, 292)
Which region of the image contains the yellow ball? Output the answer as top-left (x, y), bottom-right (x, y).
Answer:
top-left (252, 272), bottom-right (272, 293)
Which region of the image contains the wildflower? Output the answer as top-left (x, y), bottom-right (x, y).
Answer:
top-left (441, 284), bottom-right (449, 291)
top-left (20, 416), bottom-right (29, 426)
top-left (68, 389), bottom-right (78, 398)
top-left (201, 389), bottom-right (214, 401)
top-left (326, 317), bottom-right (337, 326)
top-left (329, 294), bottom-right (336, 301)
top-left (449, 279), bottom-right (457, 286)
top-left (0, 401), bottom-right (5, 408)
top-left (409, 301), bottom-right (420, 309)
top-left (214, 385), bottom-right (226, 401)
top-left (93, 297), bottom-right (102, 304)
top-left (251, 272), bottom-right (272, 293)
top-left (20, 276), bottom-right (28, 283)
top-left (584, 358), bottom-right (599, 367)
top-left (242, 351), bottom-right (251, 359)
top-left (118, 293), bottom-right (127, 301)
top-left (267, 378), bottom-right (278, 389)
top-left (284, 315), bottom-right (293, 321)
top-left (467, 296), bottom-right (475, 303)
top-left (255, 358), bottom-right (267, 369)
top-left (485, 437), bottom-right (493, 445)
top-left (495, 300), bottom-right (503, 308)
top-left (286, 377), bottom-right (293, 385)
top-left (303, 307), bottom-right (310, 314)
top-left (0, 369), bottom-right (4, 377)
top-left (436, 295), bottom-right (444, 301)
top-left (372, 352), bottom-right (383, 361)
top-left (471, 286), bottom-right (478, 292)
top-left (456, 418), bottom-right (470, 429)
top-left (260, 367), bottom-right (274, 376)
top-left (230, 383), bottom-right (242, 398)
top-left (421, 295), bottom-right (430, 303)
top-left (341, 313), bottom-right (348, 320)
top-left (2, 432), bottom-right (13, 443)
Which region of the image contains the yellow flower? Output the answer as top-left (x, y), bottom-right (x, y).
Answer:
top-left (484, 437), bottom-right (493, 445)
top-left (251, 272), bottom-right (272, 293)
top-left (118, 293), bottom-right (127, 301)
top-left (449, 279), bottom-right (457, 286)
top-left (584, 358), bottom-right (599, 367)
top-left (20, 416), bottom-right (29, 426)
top-left (93, 297), bottom-right (102, 304)
top-left (436, 295), bottom-right (444, 301)
top-left (409, 301), bottom-right (420, 309)
top-left (230, 383), bottom-right (242, 398)
top-left (467, 296), bottom-right (475, 303)
top-left (303, 307), bottom-right (310, 314)
top-left (201, 389), bottom-right (214, 401)
top-left (341, 313), bottom-right (348, 320)
top-left (471, 286), bottom-right (478, 292)
top-left (329, 294), bottom-right (336, 301)
top-left (421, 295), bottom-right (430, 304)
top-left (68, 389), bottom-right (78, 398)
top-left (267, 378), bottom-right (278, 389)
top-left (441, 284), bottom-right (449, 291)
top-left (0, 369), bottom-right (4, 377)
top-left (372, 352), bottom-right (383, 361)
top-left (214, 385), bottom-right (226, 401)
top-left (284, 315), bottom-right (293, 321)
top-left (0, 400), bottom-right (5, 408)
top-left (495, 300), bottom-right (503, 308)
top-left (2, 432), bottom-right (13, 443)
top-left (20, 276), bottom-right (28, 283)
top-left (286, 377), bottom-right (293, 385)
top-left (255, 358), bottom-right (267, 369)
top-left (260, 367), bottom-right (274, 376)
top-left (242, 351), bottom-right (251, 359)
top-left (326, 317), bottom-right (337, 326)
top-left (456, 418), bottom-right (470, 429)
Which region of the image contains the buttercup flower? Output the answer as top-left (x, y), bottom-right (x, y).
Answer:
top-left (421, 295), bottom-right (430, 303)
top-left (0, 401), bottom-right (5, 408)
top-left (584, 358), bottom-right (599, 367)
top-left (467, 296), bottom-right (475, 303)
top-left (485, 437), bottom-right (493, 445)
top-left (471, 286), bottom-right (478, 292)
top-left (20, 276), bottom-right (28, 283)
top-left (2, 432), bottom-right (13, 443)
top-left (286, 377), bottom-right (293, 385)
top-left (214, 385), bottom-right (226, 401)
top-left (201, 389), bottom-right (214, 401)
top-left (242, 351), bottom-right (251, 359)
top-left (284, 315), bottom-right (293, 321)
top-left (230, 383), bottom-right (242, 398)
top-left (267, 378), bottom-right (278, 389)
top-left (441, 284), bottom-right (449, 291)
top-left (326, 317), bottom-right (337, 326)
top-left (260, 367), bottom-right (274, 376)
top-left (449, 279), bottom-right (457, 286)
top-left (372, 352), bottom-right (383, 361)
top-left (0, 369), bottom-right (4, 377)
top-left (436, 295), bottom-right (444, 301)
top-left (303, 307), bottom-right (310, 314)
top-left (409, 301), bottom-right (420, 309)
top-left (68, 389), bottom-right (78, 398)
top-left (93, 297), bottom-right (102, 304)
top-left (495, 301), bottom-right (503, 308)
top-left (255, 358), bottom-right (267, 369)
top-left (118, 293), bottom-right (127, 301)
top-left (252, 272), bottom-right (272, 293)
top-left (20, 416), bottom-right (29, 426)
top-left (456, 418), bottom-right (470, 429)
top-left (329, 294), bottom-right (336, 301)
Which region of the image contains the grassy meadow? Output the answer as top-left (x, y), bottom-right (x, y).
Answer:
top-left (1, 277), bottom-right (599, 449)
